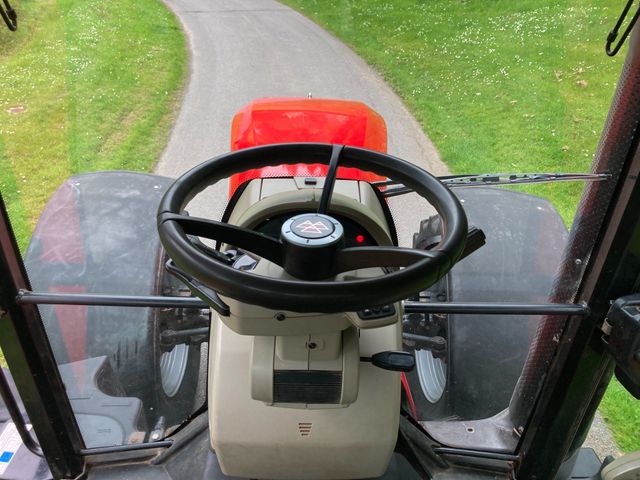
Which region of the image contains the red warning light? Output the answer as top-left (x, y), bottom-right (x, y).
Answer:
top-left (355, 234), bottom-right (365, 244)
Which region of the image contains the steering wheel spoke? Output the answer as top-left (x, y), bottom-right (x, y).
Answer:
top-left (317, 144), bottom-right (344, 214)
top-left (333, 246), bottom-right (447, 275)
top-left (159, 213), bottom-right (284, 266)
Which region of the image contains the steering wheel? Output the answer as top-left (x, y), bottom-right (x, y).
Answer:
top-left (157, 143), bottom-right (467, 313)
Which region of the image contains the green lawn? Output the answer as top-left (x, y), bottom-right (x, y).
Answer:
top-left (282, 0), bottom-right (623, 223)
top-left (600, 378), bottom-right (640, 453)
top-left (281, 0), bottom-right (637, 453)
top-left (0, 0), bottom-right (186, 366)
top-left (0, 0), bottom-right (186, 251)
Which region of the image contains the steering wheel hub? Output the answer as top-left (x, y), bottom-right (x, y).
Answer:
top-left (283, 214), bottom-right (342, 242)
top-left (281, 214), bottom-right (345, 280)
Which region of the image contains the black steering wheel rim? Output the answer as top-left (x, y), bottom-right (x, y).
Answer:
top-left (157, 143), bottom-right (467, 313)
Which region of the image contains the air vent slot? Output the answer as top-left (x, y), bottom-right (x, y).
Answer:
top-left (298, 422), bottom-right (313, 437)
top-left (273, 370), bottom-right (342, 404)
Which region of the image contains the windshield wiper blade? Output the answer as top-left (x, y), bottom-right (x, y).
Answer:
top-left (377, 172), bottom-right (611, 198)
top-left (439, 172), bottom-right (611, 185)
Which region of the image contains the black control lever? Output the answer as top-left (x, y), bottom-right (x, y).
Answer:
top-left (361, 351), bottom-right (415, 372)
top-left (165, 260), bottom-right (230, 316)
top-left (420, 225), bottom-right (486, 262)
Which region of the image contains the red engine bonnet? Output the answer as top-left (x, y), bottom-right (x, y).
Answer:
top-left (228, 98), bottom-right (388, 197)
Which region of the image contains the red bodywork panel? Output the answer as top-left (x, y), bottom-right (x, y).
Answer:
top-left (229, 98), bottom-right (388, 197)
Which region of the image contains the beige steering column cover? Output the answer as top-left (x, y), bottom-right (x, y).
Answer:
top-left (208, 313), bottom-right (401, 479)
top-left (208, 177), bottom-right (401, 479)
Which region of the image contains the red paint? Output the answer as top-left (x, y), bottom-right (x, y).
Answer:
top-left (228, 98), bottom-right (388, 197)
top-left (49, 284), bottom-right (88, 394)
top-left (48, 285), bottom-right (88, 364)
top-left (35, 181), bottom-right (85, 264)
top-left (401, 372), bottom-right (418, 419)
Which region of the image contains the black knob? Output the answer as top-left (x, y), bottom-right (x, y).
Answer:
top-left (362, 351), bottom-right (415, 372)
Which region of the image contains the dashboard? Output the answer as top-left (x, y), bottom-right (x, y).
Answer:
top-left (253, 212), bottom-right (377, 247)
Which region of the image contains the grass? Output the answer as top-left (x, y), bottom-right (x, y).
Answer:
top-left (0, 0), bottom-right (187, 366)
top-left (0, 0), bottom-right (186, 251)
top-left (281, 0), bottom-right (638, 453)
top-left (600, 378), bottom-right (640, 453)
top-left (281, 0), bottom-right (623, 223)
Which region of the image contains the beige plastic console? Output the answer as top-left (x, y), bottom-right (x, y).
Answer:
top-left (226, 177), bottom-right (394, 247)
top-left (208, 313), bottom-right (401, 479)
top-left (207, 177), bottom-right (402, 479)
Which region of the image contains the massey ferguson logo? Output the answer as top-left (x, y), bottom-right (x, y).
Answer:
top-left (287, 215), bottom-right (336, 240)
top-left (295, 220), bottom-right (331, 234)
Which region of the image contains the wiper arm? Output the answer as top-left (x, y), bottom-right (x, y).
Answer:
top-left (1, 0), bottom-right (17, 31)
top-left (377, 172), bottom-right (611, 198)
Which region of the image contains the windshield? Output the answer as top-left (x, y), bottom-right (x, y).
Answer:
top-left (0, 0), bottom-right (633, 468)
